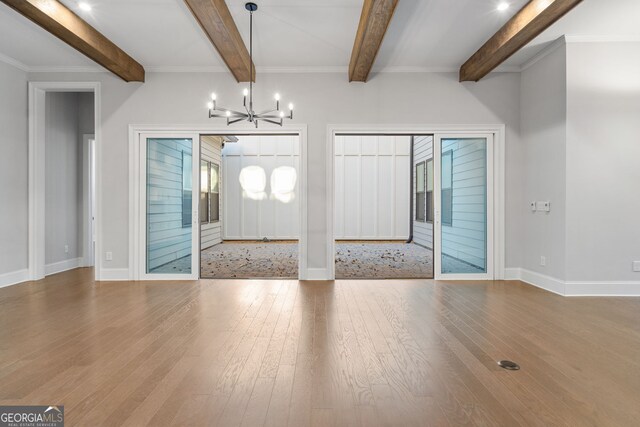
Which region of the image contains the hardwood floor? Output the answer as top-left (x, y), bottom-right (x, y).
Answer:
top-left (1, 268), bottom-right (639, 426)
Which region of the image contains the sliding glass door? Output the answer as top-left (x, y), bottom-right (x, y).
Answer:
top-left (139, 133), bottom-right (200, 280)
top-left (434, 134), bottom-right (494, 280)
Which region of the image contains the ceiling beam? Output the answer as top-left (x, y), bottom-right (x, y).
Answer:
top-left (183, 0), bottom-right (254, 82)
top-left (0, 0), bottom-right (144, 82)
top-left (459, 0), bottom-right (582, 82)
top-left (349, 0), bottom-right (399, 82)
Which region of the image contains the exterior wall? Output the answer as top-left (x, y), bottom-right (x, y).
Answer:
top-left (222, 135), bottom-right (300, 240)
top-left (334, 135), bottom-right (410, 240)
top-left (412, 135), bottom-right (433, 248)
top-left (146, 138), bottom-right (192, 270)
top-left (200, 136), bottom-right (223, 250)
top-left (440, 137), bottom-right (488, 269)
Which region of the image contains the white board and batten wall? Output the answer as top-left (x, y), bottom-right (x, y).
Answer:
top-left (334, 135), bottom-right (410, 240)
top-left (222, 135), bottom-right (300, 240)
top-left (200, 136), bottom-right (222, 250)
top-left (412, 135), bottom-right (434, 249)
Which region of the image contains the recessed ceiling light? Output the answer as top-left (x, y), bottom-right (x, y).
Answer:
top-left (78, 2), bottom-right (92, 12)
top-left (497, 2), bottom-right (510, 11)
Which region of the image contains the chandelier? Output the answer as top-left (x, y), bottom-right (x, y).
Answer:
top-left (207, 2), bottom-right (294, 128)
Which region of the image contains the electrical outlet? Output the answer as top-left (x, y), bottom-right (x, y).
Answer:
top-left (105, 252), bottom-right (113, 261)
top-left (64, 245), bottom-right (69, 254)
top-left (633, 261), bottom-right (640, 272)
top-left (540, 256), bottom-right (546, 267)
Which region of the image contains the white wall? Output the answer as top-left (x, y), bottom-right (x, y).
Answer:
top-left (222, 135), bottom-right (300, 240)
top-left (200, 135), bottom-right (223, 249)
top-left (44, 92), bottom-right (82, 266)
top-left (334, 135), bottom-right (410, 240)
top-left (412, 135), bottom-right (433, 248)
top-left (0, 61), bottom-right (28, 278)
top-left (520, 43), bottom-right (568, 280)
top-left (24, 70), bottom-right (523, 277)
top-left (565, 41), bottom-right (640, 282)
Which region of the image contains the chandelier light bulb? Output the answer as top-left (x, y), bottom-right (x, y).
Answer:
top-left (288, 103), bottom-right (294, 111)
top-left (279, 111), bottom-right (285, 118)
top-left (211, 92), bottom-right (217, 100)
top-left (226, 110), bottom-right (231, 117)
top-left (274, 93), bottom-right (281, 101)
top-left (207, 102), bottom-right (214, 110)
top-left (243, 88), bottom-right (249, 96)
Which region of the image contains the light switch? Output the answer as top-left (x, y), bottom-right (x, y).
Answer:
top-left (633, 261), bottom-right (640, 272)
top-left (106, 252), bottom-right (113, 261)
top-left (536, 201), bottom-right (551, 212)
top-left (530, 201), bottom-right (537, 212)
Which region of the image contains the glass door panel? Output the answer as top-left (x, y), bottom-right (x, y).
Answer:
top-left (143, 136), bottom-right (199, 277)
top-left (435, 135), bottom-right (493, 279)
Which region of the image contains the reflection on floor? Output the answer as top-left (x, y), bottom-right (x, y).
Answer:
top-left (154, 241), bottom-right (484, 279)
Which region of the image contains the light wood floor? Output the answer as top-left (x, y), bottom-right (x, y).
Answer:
top-left (1, 268), bottom-right (639, 426)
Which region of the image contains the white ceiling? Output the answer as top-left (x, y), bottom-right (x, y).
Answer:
top-left (0, 0), bottom-right (639, 73)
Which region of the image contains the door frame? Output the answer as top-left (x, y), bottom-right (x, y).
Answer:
top-left (28, 81), bottom-right (101, 281)
top-left (128, 124), bottom-right (309, 280)
top-left (326, 124), bottom-right (505, 281)
top-left (82, 133), bottom-right (96, 267)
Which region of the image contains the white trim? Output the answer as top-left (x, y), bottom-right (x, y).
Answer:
top-left (45, 258), bottom-right (82, 276)
top-left (303, 268), bottom-right (330, 281)
top-left (326, 124), bottom-right (506, 281)
top-left (0, 269), bottom-right (30, 289)
top-left (0, 52), bottom-right (29, 72)
top-left (98, 268), bottom-right (130, 281)
top-left (82, 134), bottom-right (96, 268)
top-left (28, 82), bottom-right (102, 281)
top-left (564, 35), bottom-right (640, 43)
top-left (128, 124), bottom-right (309, 281)
top-left (503, 268), bottom-right (640, 297)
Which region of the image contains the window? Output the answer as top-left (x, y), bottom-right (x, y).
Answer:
top-left (200, 160), bottom-right (209, 224)
top-left (426, 159), bottom-right (434, 223)
top-left (211, 163), bottom-right (220, 222)
top-left (441, 150), bottom-right (453, 226)
top-left (415, 161), bottom-right (426, 222)
top-left (182, 152), bottom-right (192, 227)
top-left (199, 161), bottom-right (220, 224)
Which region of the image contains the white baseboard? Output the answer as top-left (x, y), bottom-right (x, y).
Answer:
top-left (0, 269), bottom-right (30, 289)
top-left (503, 268), bottom-right (640, 297)
top-left (45, 258), bottom-right (82, 276)
top-left (98, 268), bottom-right (130, 281)
top-left (301, 268), bottom-right (331, 281)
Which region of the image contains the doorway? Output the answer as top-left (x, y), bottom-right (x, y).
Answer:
top-left (328, 126), bottom-right (504, 281)
top-left (129, 126), bottom-right (308, 280)
top-left (28, 82), bottom-right (99, 281)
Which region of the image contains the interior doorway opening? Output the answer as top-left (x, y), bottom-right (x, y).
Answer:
top-left (334, 134), bottom-right (434, 279)
top-left (198, 134), bottom-right (301, 279)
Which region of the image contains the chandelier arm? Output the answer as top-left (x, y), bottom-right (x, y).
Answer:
top-left (259, 118), bottom-right (284, 126)
top-left (256, 108), bottom-right (278, 116)
top-left (228, 117), bottom-right (248, 125)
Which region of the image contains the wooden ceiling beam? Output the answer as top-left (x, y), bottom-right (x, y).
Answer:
top-left (349, 0), bottom-right (399, 82)
top-left (183, 0), bottom-right (254, 82)
top-left (460, 0), bottom-right (582, 82)
top-left (1, 0), bottom-right (144, 82)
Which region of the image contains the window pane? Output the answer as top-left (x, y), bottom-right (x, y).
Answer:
top-left (211, 163), bottom-right (220, 193)
top-left (211, 163), bottom-right (220, 222)
top-left (146, 138), bottom-right (192, 274)
top-left (426, 191), bottom-right (434, 222)
top-left (416, 162), bottom-right (425, 192)
top-left (416, 193), bottom-right (426, 221)
top-left (211, 192), bottom-right (220, 222)
top-left (200, 160), bottom-right (209, 223)
top-left (182, 152), bottom-right (192, 227)
top-left (426, 159), bottom-right (434, 191)
top-left (440, 138), bottom-right (487, 274)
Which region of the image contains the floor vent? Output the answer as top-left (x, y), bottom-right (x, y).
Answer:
top-left (498, 360), bottom-right (520, 370)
